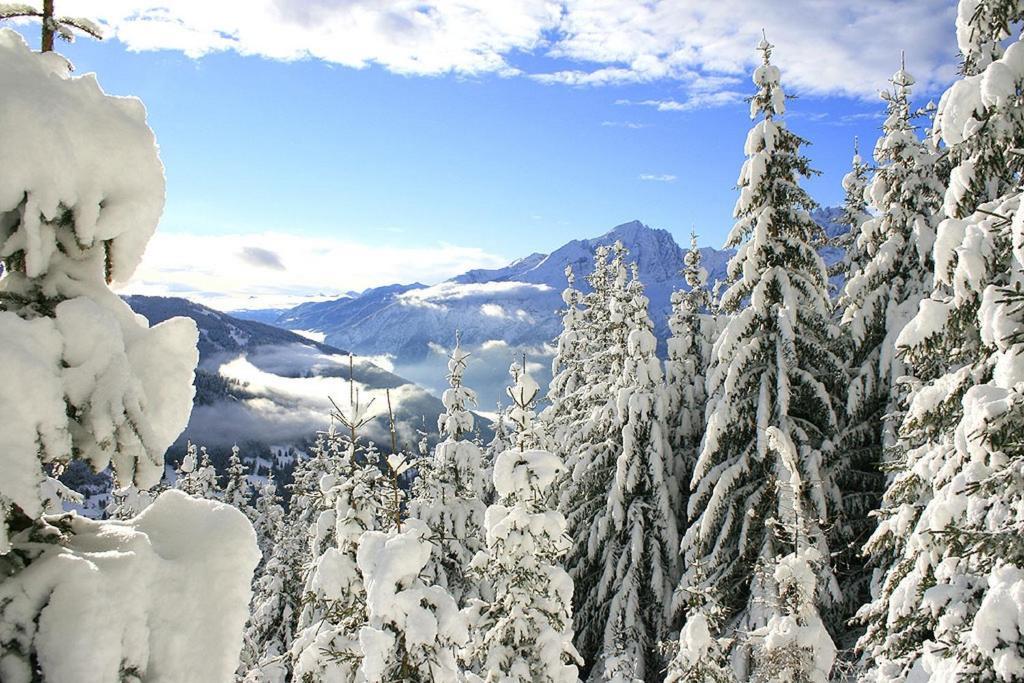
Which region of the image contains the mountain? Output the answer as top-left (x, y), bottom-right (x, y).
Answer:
top-left (237, 210), bottom-right (846, 402)
top-left (125, 295), bottom-right (451, 454)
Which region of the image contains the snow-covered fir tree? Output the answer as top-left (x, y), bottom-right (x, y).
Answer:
top-left (679, 36), bottom-right (844, 679)
top-left (664, 231), bottom-right (713, 531)
top-left (665, 612), bottom-right (734, 683)
top-left (746, 428), bottom-right (836, 683)
top-left (857, 2), bottom-right (1024, 678)
top-left (554, 245), bottom-right (615, 484)
top-left (406, 335), bottom-right (488, 605)
top-left (0, 29), bottom-right (258, 682)
top-left (243, 468), bottom-right (316, 683)
top-left (560, 246), bottom-right (678, 681)
top-left (481, 401), bottom-right (510, 504)
top-left (251, 474), bottom-right (284, 569)
top-left (465, 365), bottom-right (581, 683)
top-left (832, 138), bottom-right (872, 279)
top-left (354, 518), bottom-right (468, 682)
top-left (241, 476), bottom-right (291, 681)
top-left (543, 265), bottom-right (590, 452)
top-left (223, 444), bottom-right (255, 512)
top-left (834, 57), bottom-right (945, 632)
top-left (290, 385), bottom-right (385, 681)
top-left (175, 442), bottom-right (220, 499)
top-left (749, 548), bottom-right (836, 683)
top-left (105, 484), bottom-right (160, 520)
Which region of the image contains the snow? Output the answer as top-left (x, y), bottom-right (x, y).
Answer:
top-left (0, 30), bottom-right (198, 549)
top-left (0, 490), bottom-right (259, 683)
top-left (493, 448), bottom-right (565, 500)
top-left (0, 29), bottom-right (164, 283)
top-left (356, 520), bottom-right (467, 681)
top-left (969, 565), bottom-right (1024, 680)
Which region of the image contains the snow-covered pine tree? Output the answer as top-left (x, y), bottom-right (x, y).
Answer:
top-left (0, 30), bottom-right (258, 682)
top-left (831, 138), bottom-right (872, 280)
top-left (251, 474), bottom-right (284, 569)
top-left (561, 247), bottom-right (678, 681)
top-left (353, 518), bottom-right (467, 682)
top-left (105, 484), bottom-right (160, 520)
top-left (243, 475), bottom-right (305, 683)
top-left (175, 442), bottom-right (221, 499)
top-left (407, 335), bottom-right (488, 605)
top-left (554, 245), bottom-right (614, 484)
top-left (679, 36), bottom-right (843, 679)
top-left (223, 444), bottom-right (255, 512)
top-left (857, 2), bottom-right (1024, 678)
top-left (664, 231), bottom-right (713, 530)
top-left (749, 548), bottom-right (836, 683)
top-left (240, 475), bottom-right (291, 680)
top-left (747, 428), bottom-right (837, 683)
top-left (481, 401), bottom-right (509, 504)
top-left (833, 58), bottom-right (945, 634)
top-left (665, 558), bottom-right (734, 683)
top-left (665, 612), bottom-right (734, 683)
top-left (465, 366), bottom-right (581, 683)
top-left (291, 377), bottom-right (385, 681)
top-left (244, 437), bottom-right (342, 683)
top-left (543, 265), bottom-right (590, 451)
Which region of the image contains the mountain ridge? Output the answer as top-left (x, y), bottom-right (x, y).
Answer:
top-left (231, 209), bottom-right (845, 400)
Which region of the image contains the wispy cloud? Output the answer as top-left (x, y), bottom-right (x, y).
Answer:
top-left (617, 91), bottom-right (746, 112)
top-left (639, 173), bottom-right (677, 182)
top-left (117, 231), bottom-right (508, 311)
top-left (601, 120), bottom-right (649, 129)
top-left (69, 1), bottom-right (957, 108)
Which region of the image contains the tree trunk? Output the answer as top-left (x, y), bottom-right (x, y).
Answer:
top-left (41, 0), bottom-right (54, 52)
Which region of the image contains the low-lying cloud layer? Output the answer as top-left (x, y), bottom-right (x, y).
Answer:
top-left (74, 1), bottom-right (957, 103)
top-left (117, 231), bottom-right (508, 311)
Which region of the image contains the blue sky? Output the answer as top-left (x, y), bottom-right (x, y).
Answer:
top-left (6, 1), bottom-right (958, 308)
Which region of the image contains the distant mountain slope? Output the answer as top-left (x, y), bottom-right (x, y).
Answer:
top-left (237, 209), bottom-right (846, 401)
top-left (126, 295), bottom-right (451, 450)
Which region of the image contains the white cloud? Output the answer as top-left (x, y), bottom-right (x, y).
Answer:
top-left (115, 230), bottom-right (508, 311)
top-left (480, 303), bottom-right (508, 318)
top-left (616, 92), bottom-right (746, 112)
top-left (395, 280), bottom-right (552, 306)
top-left (601, 120), bottom-right (649, 129)
top-left (71, 1), bottom-right (957, 105)
top-left (639, 173), bottom-right (677, 182)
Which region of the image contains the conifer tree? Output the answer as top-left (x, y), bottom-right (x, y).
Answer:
top-left (175, 442), bottom-right (220, 499)
top-left (833, 58), bottom-right (944, 631)
top-left (562, 246), bottom-right (678, 681)
top-left (290, 370), bottom-right (384, 681)
top-left (241, 476), bottom-right (296, 683)
top-left (664, 231), bottom-right (713, 528)
top-left (679, 36), bottom-right (843, 679)
top-left (105, 484), bottom-right (162, 520)
top-left (543, 265), bottom-right (590, 452)
top-left (857, 2), bottom-right (1024, 677)
top-left (251, 475), bottom-right (284, 569)
top-left (223, 444), bottom-right (255, 512)
top-left (665, 613), bottom-right (734, 683)
top-left (666, 559), bottom-right (734, 683)
top-left (465, 366), bottom-right (581, 683)
top-left (354, 519), bottom-right (467, 682)
top-left (746, 429), bottom-right (836, 683)
top-left (407, 334), bottom-right (488, 605)
top-left (555, 245), bottom-right (614, 484)
top-left (832, 138), bottom-right (871, 279)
